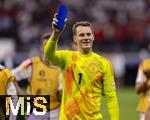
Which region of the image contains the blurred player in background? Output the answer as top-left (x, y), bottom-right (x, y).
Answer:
top-left (0, 64), bottom-right (17, 120)
top-left (12, 33), bottom-right (62, 120)
top-left (135, 44), bottom-right (150, 120)
top-left (44, 14), bottom-right (119, 120)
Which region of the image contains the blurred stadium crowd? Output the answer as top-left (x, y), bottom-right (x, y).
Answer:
top-left (0, 0), bottom-right (150, 86)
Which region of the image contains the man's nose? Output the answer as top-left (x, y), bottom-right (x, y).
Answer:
top-left (84, 35), bottom-right (89, 39)
top-left (84, 38), bottom-right (89, 41)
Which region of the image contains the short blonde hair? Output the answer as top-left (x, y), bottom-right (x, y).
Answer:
top-left (72, 21), bottom-right (93, 35)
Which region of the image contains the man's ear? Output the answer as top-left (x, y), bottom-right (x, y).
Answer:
top-left (73, 36), bottom-right (77, 43)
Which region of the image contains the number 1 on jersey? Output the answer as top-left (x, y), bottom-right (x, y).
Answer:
top-left (78, 73), bottom-right (82, 85)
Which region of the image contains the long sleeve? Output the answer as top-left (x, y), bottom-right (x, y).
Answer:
top-left (103, 62), bottom-right (119, 120)
top-left (44, 38), bottom-right (68, 69)
top-left (44, 38), bottom-right (57, 62)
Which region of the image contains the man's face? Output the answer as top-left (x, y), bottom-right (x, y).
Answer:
top-left (74, 26), bottom-right (94, 51)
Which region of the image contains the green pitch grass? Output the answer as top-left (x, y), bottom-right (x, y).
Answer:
top-left (101, 87), bottom-right (140, 120)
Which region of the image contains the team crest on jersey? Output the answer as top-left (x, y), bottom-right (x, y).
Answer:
top-left (71, 54), bottom-right (79, 62)
top-left (89, 63), bottom-right (98, 73)
top-left (39, 70), bottom-right (45, 77)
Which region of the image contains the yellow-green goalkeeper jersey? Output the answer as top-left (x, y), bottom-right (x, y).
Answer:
top-left (44, 40), bottom-right (119, 120)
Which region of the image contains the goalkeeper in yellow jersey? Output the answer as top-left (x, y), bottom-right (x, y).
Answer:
top-left (44, 13), bottom-right (119, 120)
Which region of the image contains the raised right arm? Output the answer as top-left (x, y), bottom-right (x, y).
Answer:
top-left (44, 14), bottom-right (68, 69)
